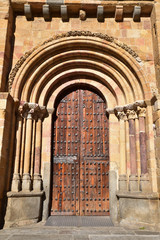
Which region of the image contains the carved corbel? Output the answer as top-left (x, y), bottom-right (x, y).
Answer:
top-left (79, 10), bottom-right (86, 21)
top-left (115, 5), bottom-right (123, 22)
top-left (43, 4), bottom-right (51, 21)
top-left (61, 5), bottom-right (68, 22)
top-left (133, 6), bottom-right (141, 22)
top-left (24, 4), bottom-right (33, 21)
top-left (97, 6), bottom-right (104, 22)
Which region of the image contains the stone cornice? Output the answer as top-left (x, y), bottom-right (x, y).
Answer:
top-left (8, 31), bottom-right (141, 92)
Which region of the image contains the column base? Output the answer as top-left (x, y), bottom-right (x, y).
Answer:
top-left (119, 174), bottom-right (128, 191)
top-left (129, 175), bottom-right (139, 192)
top-left (140, 174), bottom-right (151, 193)
top-left (22, 174), bottom-right (31, 191)
top-left (11, 174), bottom-right (21, 192)
top-left (33, 174), bottom-right (42, 191)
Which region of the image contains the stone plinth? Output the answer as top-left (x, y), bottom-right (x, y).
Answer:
top-left (117, 191), bottom-right (160, 225)
top-left (5, 191), bottom-right (44, 228)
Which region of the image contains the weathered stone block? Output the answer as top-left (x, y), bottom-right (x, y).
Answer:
top-left (5, 191), bottom-right (44, 228)
top-left (117, 192), bottom-right (159, 224)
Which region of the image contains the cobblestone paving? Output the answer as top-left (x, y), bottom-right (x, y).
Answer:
top-left (0, 223), bottom-right (160, 240)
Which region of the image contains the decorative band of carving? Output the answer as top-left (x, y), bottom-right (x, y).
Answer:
top-left (8, 31), bottom-right (141, 92)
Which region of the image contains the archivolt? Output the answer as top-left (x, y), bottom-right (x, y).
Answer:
top-left (10, 31), bottom-right (151, 109)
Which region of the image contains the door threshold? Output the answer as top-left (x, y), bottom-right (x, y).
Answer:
top-left (45, 216), bottom-right (113, 227)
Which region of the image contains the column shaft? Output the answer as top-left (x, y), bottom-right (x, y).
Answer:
top-left (23, 117), bottom-right (33, 174)
top-left (139, 116), bottom-right (147, 174)
top-left (135, 118), bottom-right (141, 176)
top-left (125, 120), bottom-right (130, 175)
top-left (120, 119), bottom-right (126, 174)
top-left (14, 117), bottom-right (23, 174)
top-left (34, 119), bottom-right (42, 175)
top-left (129, 119), bottom-right (137, 175)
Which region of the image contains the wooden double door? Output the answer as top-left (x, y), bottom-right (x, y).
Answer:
top-left (51, 88), bottom-right (109, 216)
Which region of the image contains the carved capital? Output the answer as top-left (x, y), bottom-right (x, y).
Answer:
top-left (21, 103), bottom-right (40, 120)
top-left (38, 106), bottom-right (49, 121)
top-left (126, 109), bottom-right (137, 120)
top-left (117, 111), bottom-right (127, 121)
top-left (137, 106), bottom-right (146, 118)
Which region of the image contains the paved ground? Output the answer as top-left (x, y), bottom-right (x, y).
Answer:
top-left (0, 222), bottom-right (160, 240)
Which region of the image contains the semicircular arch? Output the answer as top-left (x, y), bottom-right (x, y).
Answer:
top-left (9, 32), bottom-right (151, 108)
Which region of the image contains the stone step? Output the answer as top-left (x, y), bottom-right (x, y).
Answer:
top-left (1, 234), bottom-right (160, 240)
top-left (0, 225), bottom-right (160, 240)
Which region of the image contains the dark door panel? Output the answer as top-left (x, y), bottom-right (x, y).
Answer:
top-left (51, 89), bottom-right (109, 216)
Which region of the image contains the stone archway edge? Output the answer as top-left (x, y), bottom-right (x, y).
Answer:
top-left (8, 31), bottom-right (142, 92)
